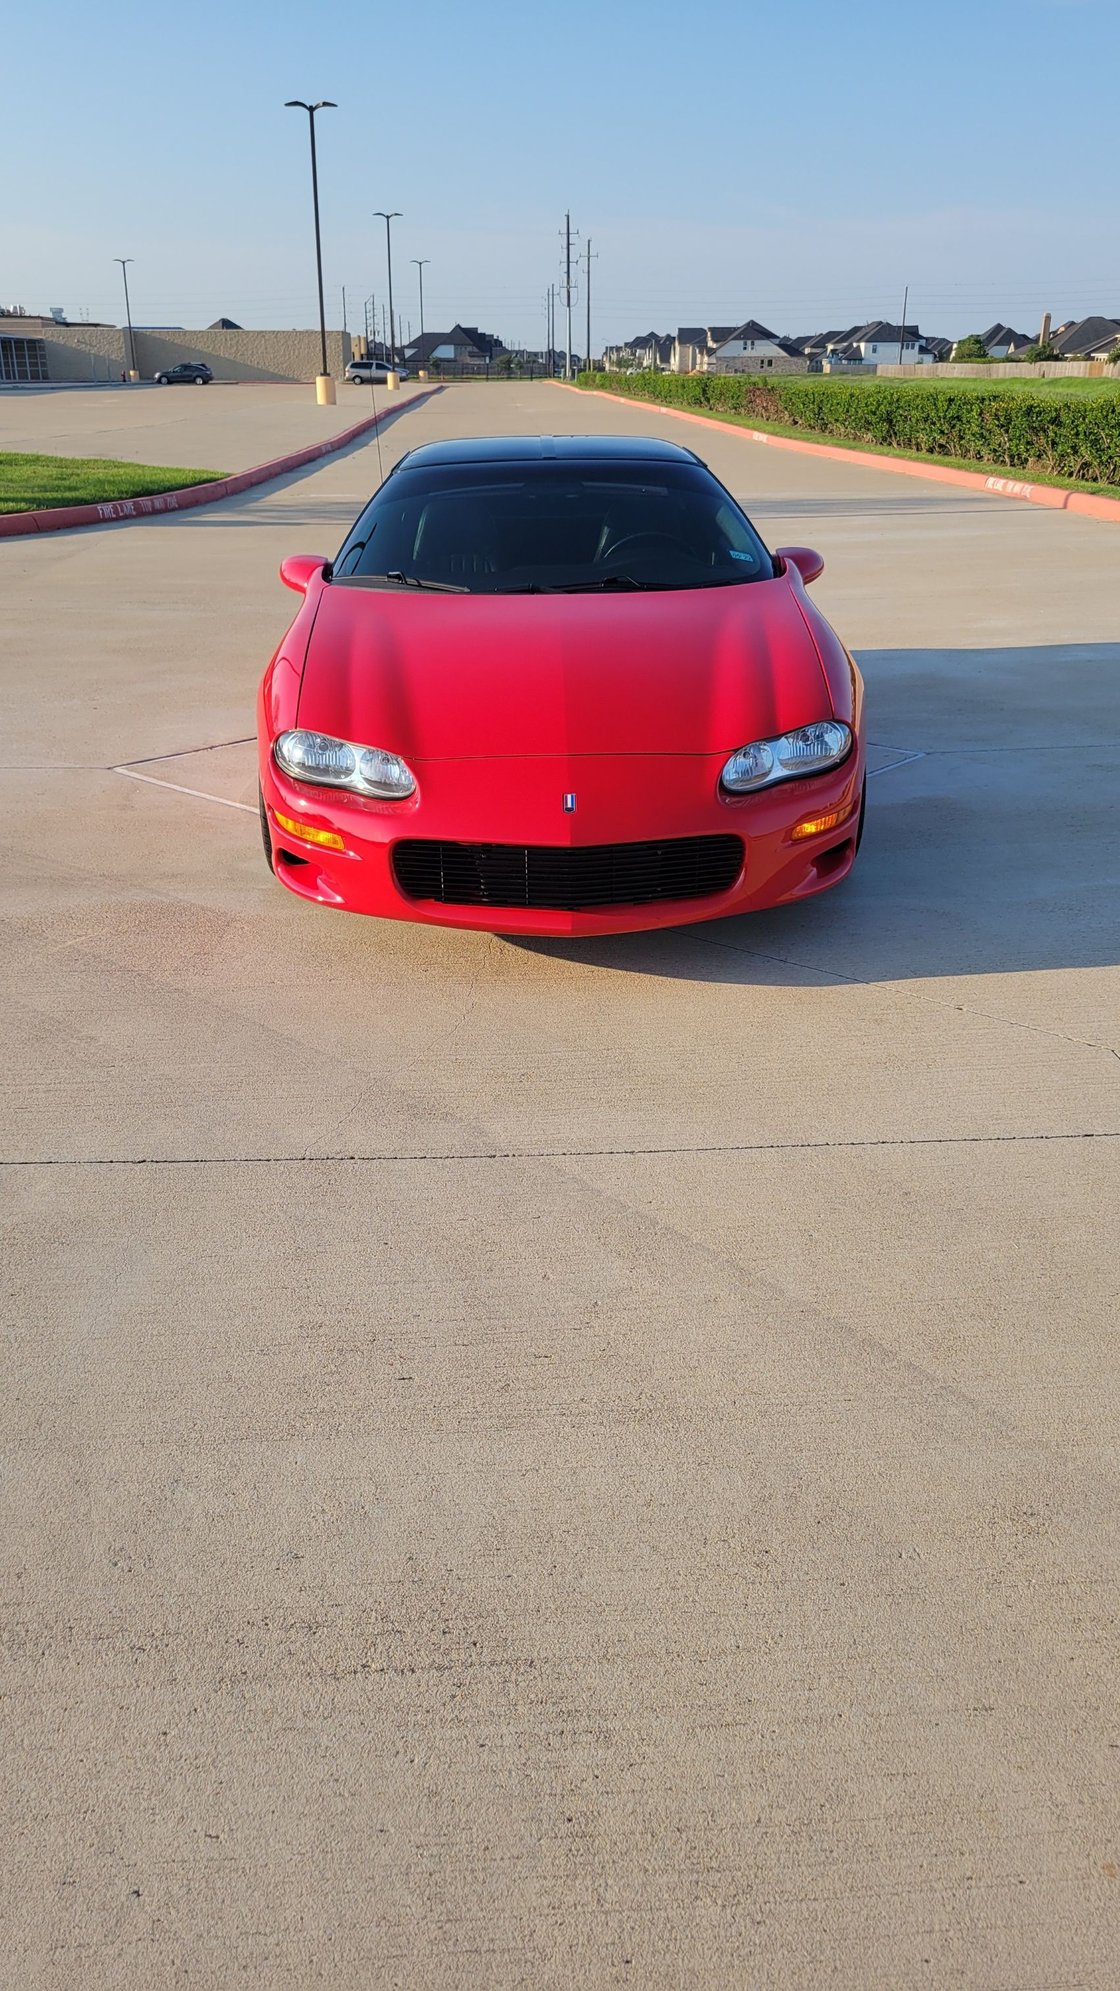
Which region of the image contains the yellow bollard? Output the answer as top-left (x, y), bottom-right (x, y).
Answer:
top-left (386, 370), bottom-right (400, 391)
top-left (315, 374), bottom-right (336, 405)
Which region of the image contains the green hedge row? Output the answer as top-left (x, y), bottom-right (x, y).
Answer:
top-left (575, 370), bottom-right (1120, 486)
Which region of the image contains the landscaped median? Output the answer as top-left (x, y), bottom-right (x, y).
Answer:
top-left (0, 389), bottom-right (440, 538)
top-left (572, 370), bottom-right (1120, 515)
top-left (0, 453), bottom-right (222, 515)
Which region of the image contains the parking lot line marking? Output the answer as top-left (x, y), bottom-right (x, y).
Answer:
top-left (112, 766), bottom-right (256, 814)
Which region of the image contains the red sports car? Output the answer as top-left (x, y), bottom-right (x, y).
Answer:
top-left (257, 435), bottom-right (865, 936)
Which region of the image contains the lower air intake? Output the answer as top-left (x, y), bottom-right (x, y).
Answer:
top-left (392, 835), bottom-right (744, 910)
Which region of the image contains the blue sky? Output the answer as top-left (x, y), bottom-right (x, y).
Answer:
top-left (6, 0), bottom-right (1117, 349)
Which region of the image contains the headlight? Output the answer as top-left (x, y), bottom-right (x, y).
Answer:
top-left (273, 729), bottom-right (416, 798)
top-left (721, 721), bottom-right (851, 793)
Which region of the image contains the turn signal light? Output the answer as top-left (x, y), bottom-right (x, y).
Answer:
top-left (790, 805), bottom-right (849, 842)
top-left (274, 811), bottom-right (345, 851)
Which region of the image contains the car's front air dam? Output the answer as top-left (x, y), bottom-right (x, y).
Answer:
top-left (261, 746), bottom-right (864, 936)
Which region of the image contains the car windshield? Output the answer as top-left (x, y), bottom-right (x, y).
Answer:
top-left (331, 459), bottom-right (774, 593)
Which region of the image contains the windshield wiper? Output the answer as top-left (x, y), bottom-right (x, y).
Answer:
top-left (359, 571), bottom-right (469, 593)
top-left (548, 573), bottom-right (670, 592)
top-left (494, 572), bottom-right (666, 594)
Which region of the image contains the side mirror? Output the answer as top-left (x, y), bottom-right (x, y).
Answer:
top-left (279, 554), bottom-right (328, 594)
top-left (775, 545), bottom-right (824, 586)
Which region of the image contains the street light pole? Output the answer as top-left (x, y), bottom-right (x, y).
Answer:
top-left (285, 97), bottom-right (337, 401)
top-left (411, 259), bottom-right (429, 346)
top-left (375, 213), bottom-right (402, 371)
top-left (113, 258), bottom-right (135, 378)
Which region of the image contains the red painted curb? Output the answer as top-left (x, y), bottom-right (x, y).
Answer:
top-left (550, 382), bottom-right (1120, 524)
top-left (0, 387), bottom-right (440, 540)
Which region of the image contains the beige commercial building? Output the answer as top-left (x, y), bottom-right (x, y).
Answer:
top-left (1, 320), bottom-right (352, 384)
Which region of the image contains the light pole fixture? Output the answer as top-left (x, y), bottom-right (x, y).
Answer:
top-left (113, 258), bottom-right (136, 379)
top-left (375, 212), bottom-right (402, 369)
top-left (411, 258), bottom-right (429, 345)
top-left (285, 98), bottom-right (337, 400)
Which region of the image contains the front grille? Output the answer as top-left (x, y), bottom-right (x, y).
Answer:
top-left (392, 835), bottom-right (744, 910)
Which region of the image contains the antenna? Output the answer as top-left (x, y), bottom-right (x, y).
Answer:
top-left (368, 371), bottom-right (385, 485)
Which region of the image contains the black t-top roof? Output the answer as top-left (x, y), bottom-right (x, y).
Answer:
top-left (397, 434), bottom-right (703, 469)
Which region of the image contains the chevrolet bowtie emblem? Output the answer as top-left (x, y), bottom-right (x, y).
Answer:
top-left (562, 792), bottom-right (576, 812)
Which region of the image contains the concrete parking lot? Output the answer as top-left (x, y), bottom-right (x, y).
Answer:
top-left (2, 382), bottom-right (1118, 1989)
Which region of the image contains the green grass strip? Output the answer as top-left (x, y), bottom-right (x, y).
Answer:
top-left (0, 453), bottom-right (224, 515)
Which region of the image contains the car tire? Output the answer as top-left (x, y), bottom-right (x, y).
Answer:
top-left (195, 376), bottom-right (206, 384)
top-left (259, 784), bottom-right (274, 875)
top-left (157, 375), bottom-right (168, 385)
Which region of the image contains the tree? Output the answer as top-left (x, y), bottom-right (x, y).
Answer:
top-left (1022, 342), bottom-right (1059, 363)
top-left (952, 333), bottom-right (988, 361)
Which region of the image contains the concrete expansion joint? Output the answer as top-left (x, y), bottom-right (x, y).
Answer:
top-left (111, 765), bottom-right (256, 814)
top-left (694, 930), bottom-right (1120, 1065)
top-left (2, 1130), bottom-right (1118, 1169)
top-left (115, 736), bottom-right (255, 767)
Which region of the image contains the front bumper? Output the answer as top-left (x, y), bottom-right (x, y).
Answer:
top-left (259, 746), bottom-right (865, 936)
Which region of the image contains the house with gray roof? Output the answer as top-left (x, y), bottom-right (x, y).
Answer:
top-left (605, 331), bottom-right (671, 370)
top-left (402, 324), bottom-right (505, 368)
top-left (1050, 315), bottom-right (1120, 359)
top-left (977, 323), bottom-right (1031, 358)
top-left (707, 320), bottom-right (806, 373)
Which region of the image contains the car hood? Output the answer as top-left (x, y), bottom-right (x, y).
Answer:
top-left (295, 577), bottom-right (832, 758)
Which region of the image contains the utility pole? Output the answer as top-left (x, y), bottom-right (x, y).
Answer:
top-left (563, 210), bottom-right (574, 379)
top-left (585, 237), bottom-right (598, 373)
top-left (341, 285), bottom-right (348, 333)
top-left (898, 285), bottom-right (908, 367)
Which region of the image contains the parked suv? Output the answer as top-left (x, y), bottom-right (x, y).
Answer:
top-left (345, 357), bottom-right (410, 384)
top-left (154, 362), bottom-right (213, 385)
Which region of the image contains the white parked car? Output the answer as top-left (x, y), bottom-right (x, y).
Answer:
top-left (345, 358), bottom-right (410, 384)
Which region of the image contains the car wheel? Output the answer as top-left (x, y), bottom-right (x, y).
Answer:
top-left (195, 376), bottom-right (206, 384)
top-left (157, 375), bottom-right (168, 385)
top-left (259, 784), bottom-right (274, 875)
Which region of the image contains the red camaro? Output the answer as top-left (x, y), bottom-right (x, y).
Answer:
top-left (257, 435), bottom-right (865, 936)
